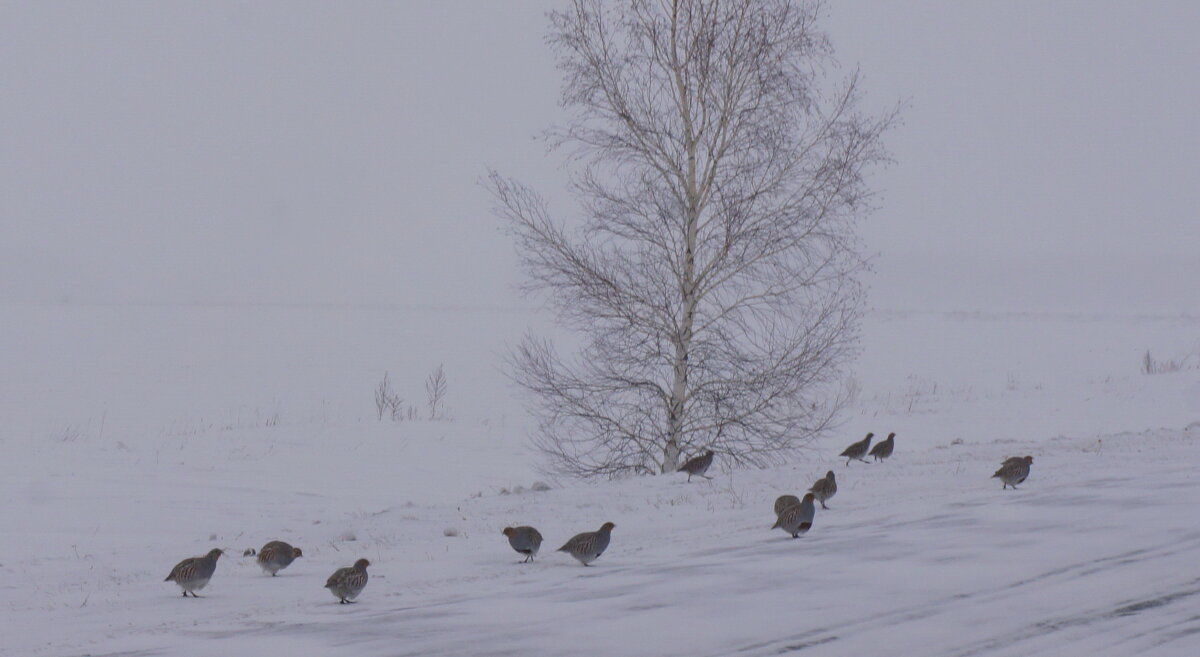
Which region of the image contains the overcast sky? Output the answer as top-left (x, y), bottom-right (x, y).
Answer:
top-left (1, 1), bottom-right (1196, 314)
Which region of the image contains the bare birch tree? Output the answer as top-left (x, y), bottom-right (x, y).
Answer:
top-left (489, 0), bottom-right (896, 477)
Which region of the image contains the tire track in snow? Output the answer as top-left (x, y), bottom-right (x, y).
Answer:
top-left (714, 531), bottom-right (1200, 657)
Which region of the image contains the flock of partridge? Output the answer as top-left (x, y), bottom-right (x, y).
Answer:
top-left (769, 432), bottom-right (1033, 539)
top-left (164, 431), bottom-right (1034, 601)
top-left (164, 541), bottom-right (369, 604)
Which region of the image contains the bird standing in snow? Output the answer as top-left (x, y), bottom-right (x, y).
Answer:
top-left (558, 522), bottom-right (615, 566)
top-left (869, 432), bottom-right (895, 462)
top-left (993, 456), bottom-right (1033, 489)
top-left (325, 558), bottom-right (370, 603)
top-left (808, 470), bottom-right (837, 509)
top-left (254, 540), bottom-right (302, 576)
top-left (502, 526), bottom-right (544, 563)
top-left (839, 433), bottom-right (874, 465)
top-left (165, 548), bottom-right (223, 597)
top-left (772, 493), bottom-right (816, 538)
top-left (774, 494), bottom-right (801, 517)
top-left (678, 449), bottom-right (715, 481)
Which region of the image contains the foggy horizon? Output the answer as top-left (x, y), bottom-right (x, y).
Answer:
top-left (2, 1), bottom-right (1197, 314)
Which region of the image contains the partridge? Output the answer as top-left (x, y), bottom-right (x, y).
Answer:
top-left (502, 526), bottom-right (544, 563)
top-left (165, 548), bottom-right (223, 597)
top-left (557, 522), bottom-right (615, 566)
top-left (256, 540), bottom-right (302, 576)
top-left (869, 433), bottom-right (895, 462)
top-left (839, 433), bottom-right (874, 465)
top-left (774, 495), bottom-right (801, 517)
top-left (808, 470), bottom-right (837, 509)
top-left (771, 493), bottom-right (816, 538)
top-left (325, 558), bottom-right (370, 604)
top-left (678, 449), bottom-right (715, 482)
top-left (993, 456), bottom-right (1033, 490)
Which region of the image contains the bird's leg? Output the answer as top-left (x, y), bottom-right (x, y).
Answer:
top-left (820, 501), bottom-right (828, 510)
top-left (182, 591), bottom-right (188, 597)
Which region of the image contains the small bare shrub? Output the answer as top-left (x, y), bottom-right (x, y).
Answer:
top-left (1142, 350), bottom-right (1188, 375)
top-left (425, 364), bottom-right (448, 420)
top-left (375, 372), bottom-right (405, 421)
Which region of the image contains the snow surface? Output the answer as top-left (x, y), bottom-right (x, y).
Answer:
top-left (2, 304), bottom-right (1198, 656)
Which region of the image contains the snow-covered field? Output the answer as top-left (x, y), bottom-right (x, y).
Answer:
top-left (2, 303), bottom-right (1198, 656)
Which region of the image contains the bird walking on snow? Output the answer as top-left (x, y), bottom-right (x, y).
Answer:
top-left (325, 558), bottom-right (370, 603)
top-left (558, 522), bottom-right (615, 566)
top-left (254, 540), bottom-right (302, 576)
top-left (774, 494), bottom-right (801, 517)
top-left (993, 456), bottom-right (1033, 490)
top-left (869, 432), bottom-right (895, 462)
top-left (772, 493), bottom-right (816, 538)
top-left (502, 526), bottom-right (544, 563)
top-left (678, 449), bottom-right (715, 482)
top-left (165, 548), bottom-right (223, 597)
top-left (808, 470), bottom-right (837, 509)
top-left (839, 433), bottom-right (874, 465)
